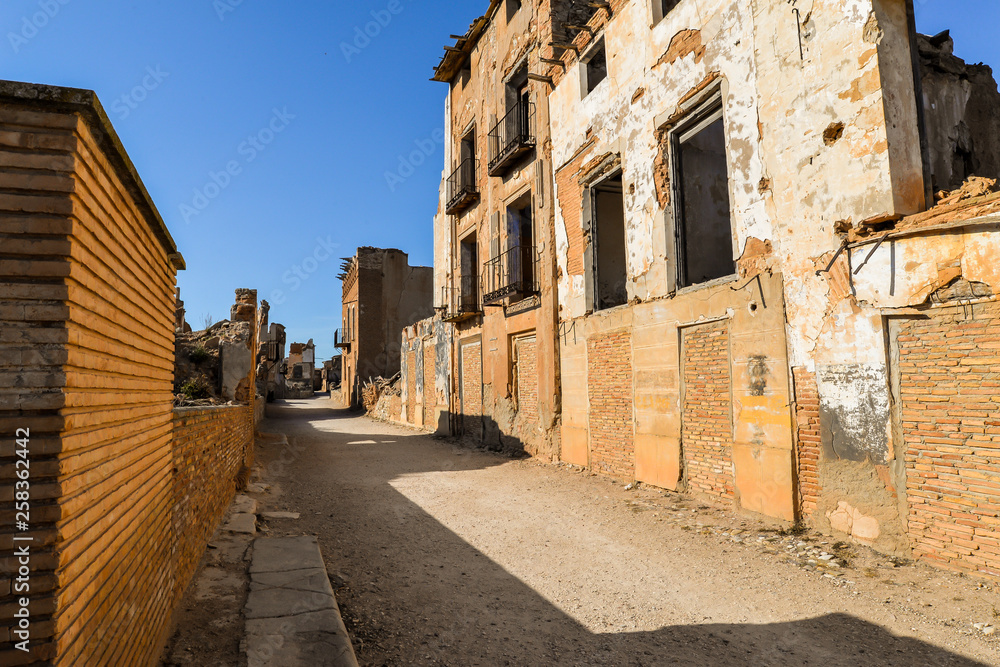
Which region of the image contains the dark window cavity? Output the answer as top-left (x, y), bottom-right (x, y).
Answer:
top-left (583, 40), bottom-right (607, 96)
top-left (673, 100), bottom-right (735, 287)
top-left (592, 172), bottom-right (627, 311)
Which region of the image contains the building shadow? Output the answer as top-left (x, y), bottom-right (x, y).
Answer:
top-left (254, 396), bottom-right (990, 667)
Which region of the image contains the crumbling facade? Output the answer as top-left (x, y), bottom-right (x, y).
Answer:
top-left (256, 322), bottom-right (287, 401)
top-left (284, 340), bottom-right (316, 399)
top-left (418, 0), bottom-right (563, 455)
top-left (337, 247), bottom-right (434, 408)
top-left (403, 0), bottom-right (1000, 580)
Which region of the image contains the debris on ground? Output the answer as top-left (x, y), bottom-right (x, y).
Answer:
top-left (361, 373), bottom-right (400, 412)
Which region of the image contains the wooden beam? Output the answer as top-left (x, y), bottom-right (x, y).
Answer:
top-left (527, 73), bottom-right (555, 86)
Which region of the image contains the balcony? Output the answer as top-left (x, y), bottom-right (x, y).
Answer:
top-left (483, 245), bottom-right (539, 305)
top-left (488, 102), bottom-right (536, 176)
top-left (334, 329), bottom-right (351, 351)
top-left (441, 276), bottom-right (481, 322)
top-left (445, 158), bottom-right (479, 215)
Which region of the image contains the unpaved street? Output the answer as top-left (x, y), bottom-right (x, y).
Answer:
top-left (255, 397), bottom-right (999, 666)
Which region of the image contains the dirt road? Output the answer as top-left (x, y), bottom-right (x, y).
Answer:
top-left (254, 397), bottom-right (998, 666)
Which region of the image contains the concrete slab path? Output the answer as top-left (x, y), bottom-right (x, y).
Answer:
top-left (245, 535), bottom-right (358, 667)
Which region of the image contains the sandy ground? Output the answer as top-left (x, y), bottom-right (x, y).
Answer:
top-left (164, 396), bottom-right (1000, 666)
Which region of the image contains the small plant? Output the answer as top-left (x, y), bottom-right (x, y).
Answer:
top-left (189, 346), bottom-right (209, 364)
top-left (180, 379), bottom-right (210, 400)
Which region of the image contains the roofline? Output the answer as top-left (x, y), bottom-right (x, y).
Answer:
top-left (0, 79), bottom-right (185, 270)
top-left (431, 1), bottom-right (503, 83)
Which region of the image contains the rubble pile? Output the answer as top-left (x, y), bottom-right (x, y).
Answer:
top-left (361, 373), bottom-right (400, 412)
top-left (173, 320), bottom-right (251, 407)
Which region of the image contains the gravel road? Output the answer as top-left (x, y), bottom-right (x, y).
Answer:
top-left (249, 397), bottom-right (998, 666)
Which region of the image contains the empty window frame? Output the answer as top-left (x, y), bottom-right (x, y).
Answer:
top-left (672, 97), bottom-right (736, 288)
top-left (506, 193), bottom-right (535, 298)
top-left (581, 39), bottom-right (607, 97)
top-left (506, 0), bottom-right (522, 22)
top-left (652, 0), bottom-right (681, 24)
top-left (459, 232), bottom-right (479, 311)
top-left (591, 172), bottom-right (628, 311)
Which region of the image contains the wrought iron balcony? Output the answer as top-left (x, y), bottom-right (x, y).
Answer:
top-left (441, 276), bottom-right (481, 322)
top-left (488, 102), bottom-right (536, 176)
top-left (483, 245), bottom-right (539, 305)
top-left (445, 158), bottom-right (479, 215)
top-left (334, 329), bottom-right (351, 351)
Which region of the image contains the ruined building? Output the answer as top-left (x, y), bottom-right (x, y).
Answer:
top-left (397, 0), bottom-right (1000, 580)
top-left (415, 0), bottom-right (565, 450)
top-left (337, 247), bottom-right (434, 408)
top-left (284, 339), bottom-right (316, 399)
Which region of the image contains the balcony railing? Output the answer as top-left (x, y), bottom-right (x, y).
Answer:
top-left (483, 245), bottom-right (539, 305)
top-left (441, 276), bottom-right (481, 322)
top-left (488, 102), bottom-right (536, 176)
top-left (445, 158), bottom-right (479, 215)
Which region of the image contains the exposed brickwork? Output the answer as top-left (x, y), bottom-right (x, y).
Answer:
top-left (555, 149), bottom-right (593, 278)
top-left (407, 349), bottom-right (417, 423)
top-left (172, 406), bottom-right (254, 603)
top-left (587, 332), bottom-right (634, 479)
top-left (682, 322), bottom-right (735, 501)
top-left (423, 344), bottom-right (436, 427)
top-left (793, 367), bottom-right (822, 518)
top-left (462, 342), bottom-right (483, 437)
top-left (516, 336), bottom-right (539, 428)
top-left (0, 97), bottom-right (253, 666)
top-left (897, 306), bottom-right (1000, 578)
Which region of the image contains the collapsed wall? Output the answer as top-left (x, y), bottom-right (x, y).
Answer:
top-left (918, 31), bottom-right (1000, 193)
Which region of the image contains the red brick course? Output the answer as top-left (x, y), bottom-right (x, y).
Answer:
top-left (423, 344), bottom-right (436, 428)
top-left (407, 350), bottom-right (417, 423)
top-left (682, 322), bottom-right (735, 501)
top-left (897, 306), bottom-right (1000, 578)
top-left (516, 336), bottom-right (539, 428)
top-left (793, 368), bottom-right (822, 519)
top-left (587, 332), bottom-right (635, 479)
top-left (462, 342), bottom-right (483, 437)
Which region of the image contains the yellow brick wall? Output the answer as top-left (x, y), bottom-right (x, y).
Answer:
top-left (1, 99), bottom-right (253, 667)
top-left (0, 105), bottom-right (78, 665)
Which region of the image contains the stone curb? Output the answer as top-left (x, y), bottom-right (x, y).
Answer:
top-left (244, 536), bottom-right (359, 667)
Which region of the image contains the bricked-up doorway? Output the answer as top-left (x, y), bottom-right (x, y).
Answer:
top-left (680, 320), bottom-right (736, 501)
top-left (513, 334), bottom-right (539, 428)
top-left (460, 338), bottom-right (484, 439)
top-left (888, 304), bottom-right (1000, 577)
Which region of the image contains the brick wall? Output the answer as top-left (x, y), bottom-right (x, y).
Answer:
top-left (0, 104), bottom-right (76, 665)
top-left (171, 406), bottom-right (254, 602)
top-left (587, 332), bottom-right (634, 479)
top-left (896, 306), bottom-right (1000, 578)
top-left (681, 322), bottom-right (735, 501)
top-left (793, 368), bottom-right (822, 519)
top-left (515, 336), bottom-right (539, 428)
top-left (461, 341), bottom-right (483, 438)
top-left (423, 344), bottom-right (436, 428)
top-left (406, 349), bottom-right (417, 423)
top-left (554, 150), bottom-right (592, 278)
top-left (0, 88), bottom-right (253, 666)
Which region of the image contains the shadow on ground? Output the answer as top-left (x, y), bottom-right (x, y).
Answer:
top-left (256, 396), bottom-right (989, 667)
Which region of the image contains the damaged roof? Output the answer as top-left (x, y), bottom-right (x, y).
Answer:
top-left (431, 1), bottom-right (502, 83)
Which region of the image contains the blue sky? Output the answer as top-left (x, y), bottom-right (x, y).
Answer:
top-left (1, 1), bottom-right (996, 362)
